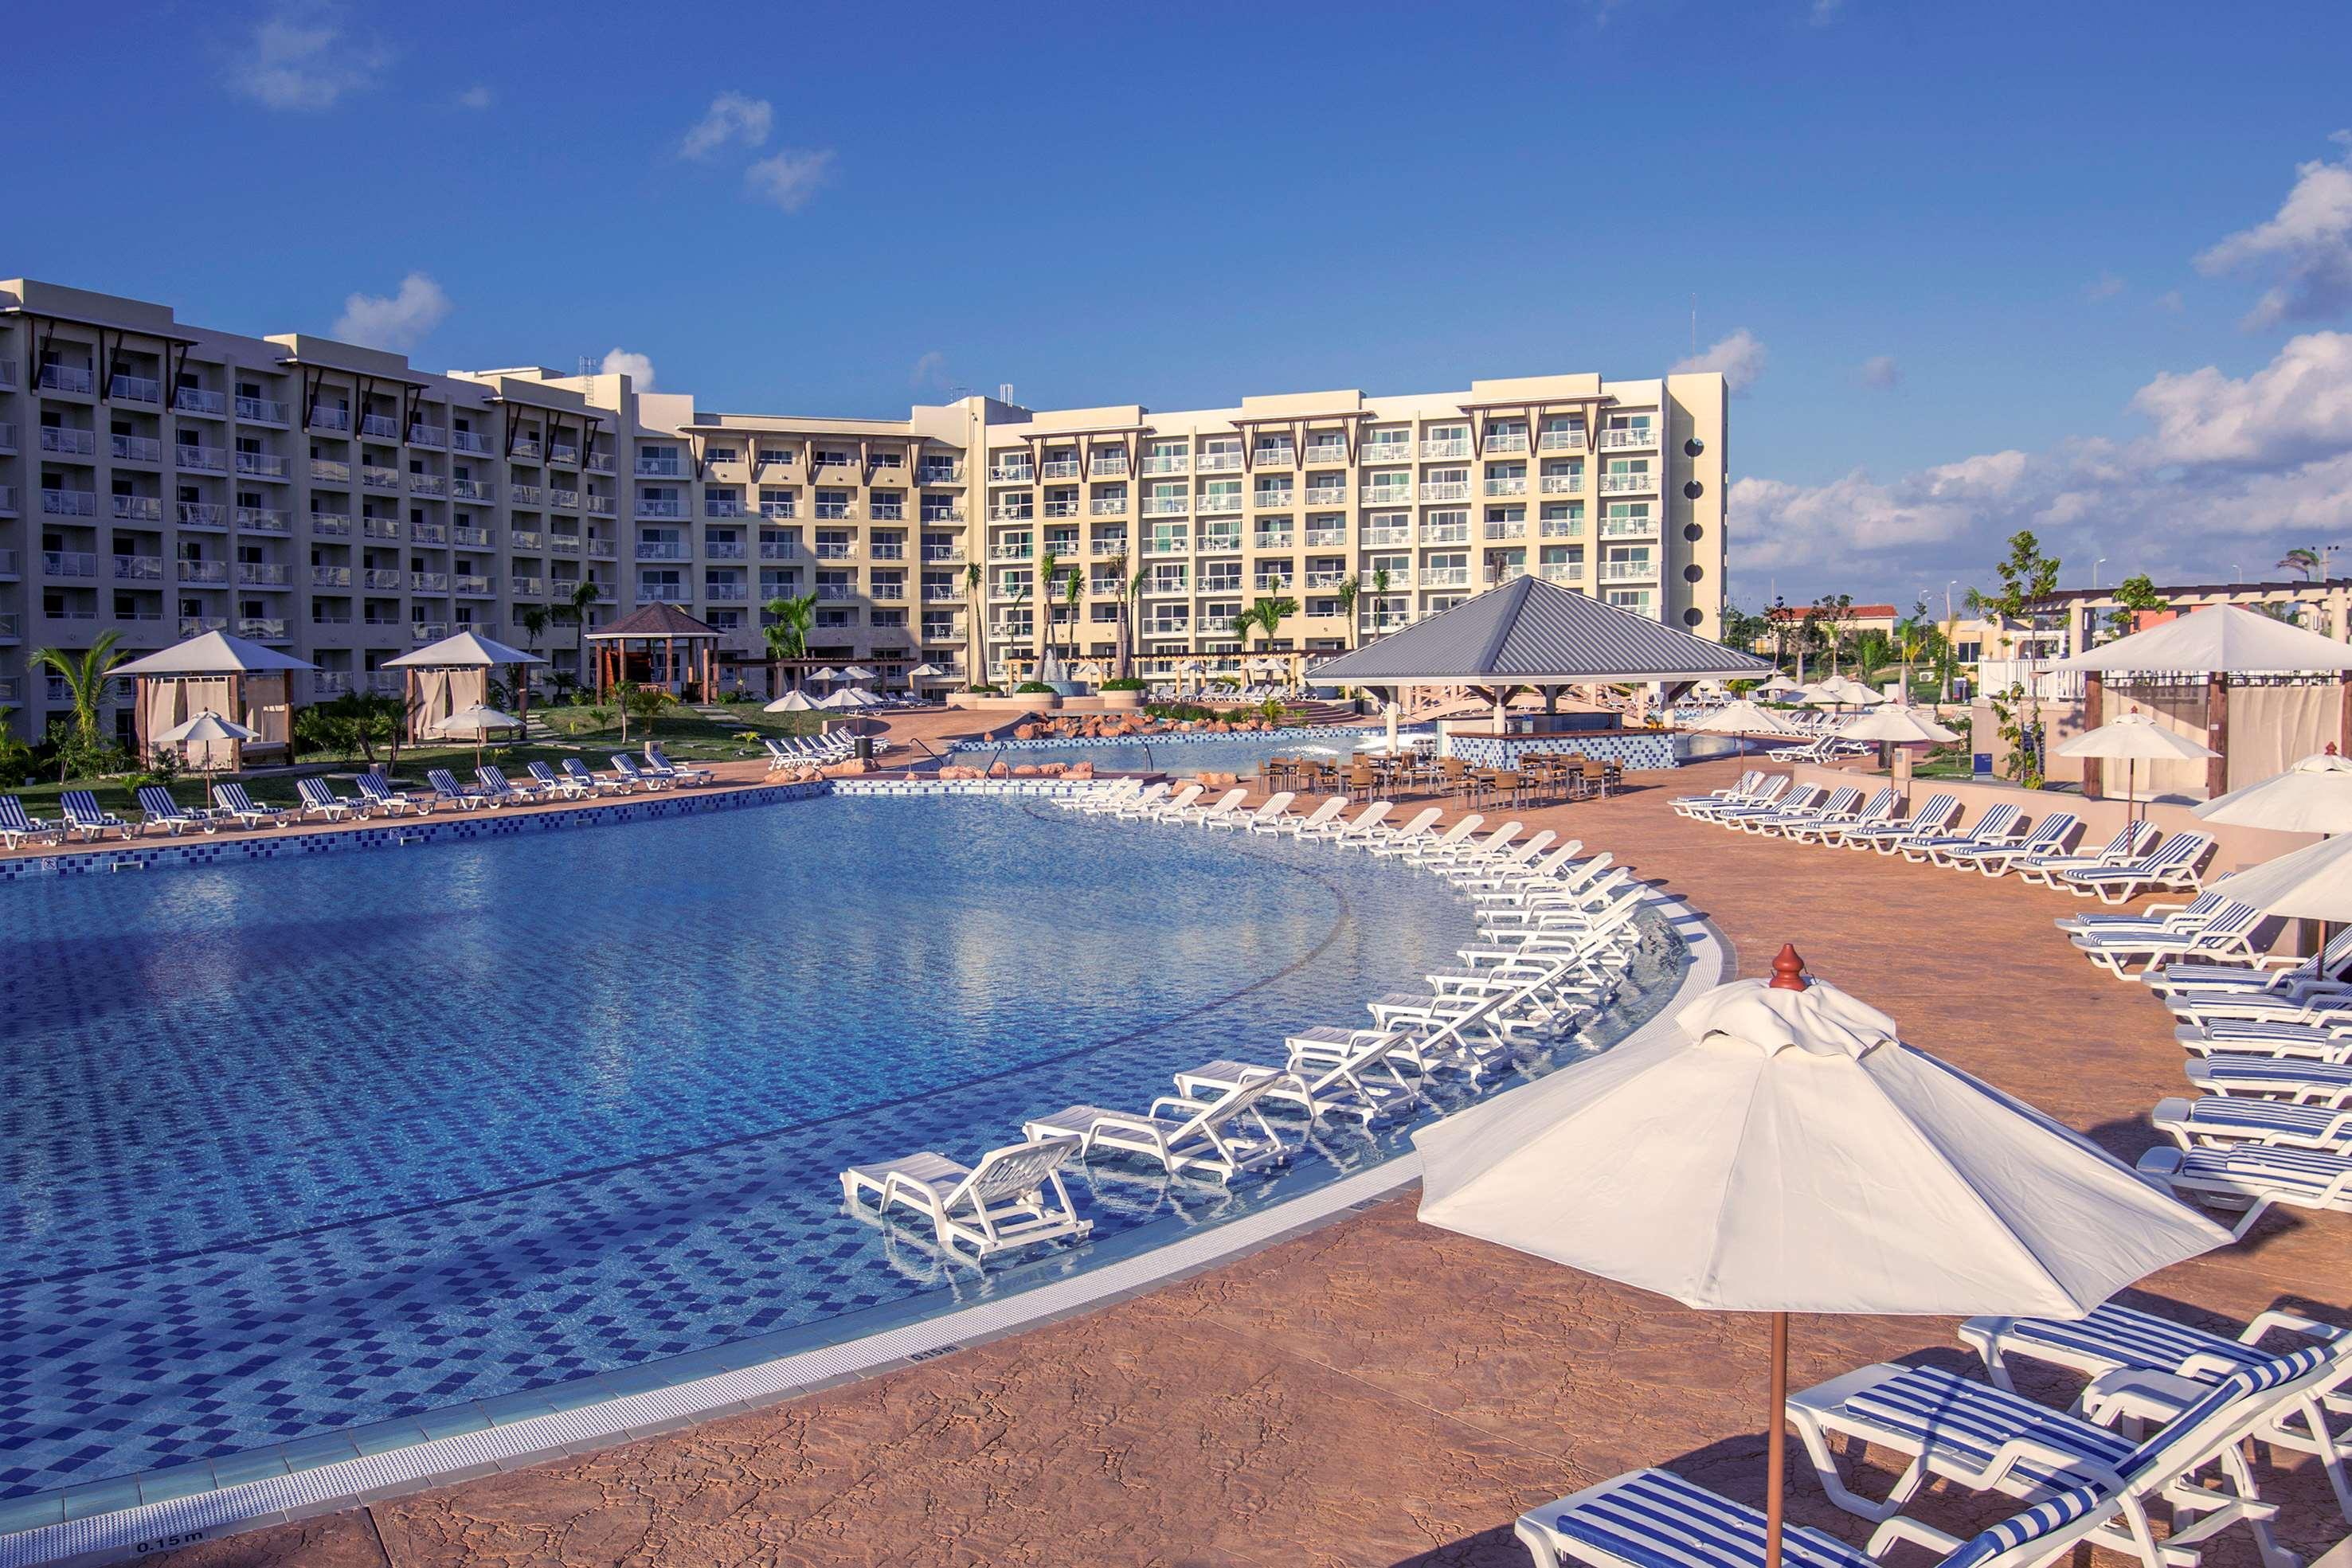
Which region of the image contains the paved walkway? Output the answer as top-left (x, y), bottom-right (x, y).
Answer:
top-left (167, 758), bottom-right (2350, 1567)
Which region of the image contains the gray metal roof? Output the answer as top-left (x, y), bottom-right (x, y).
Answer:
top-left (1307, 577), bottom-right (1773, 685)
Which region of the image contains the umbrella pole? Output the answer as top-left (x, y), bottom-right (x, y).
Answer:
top-left (1766, 1310), bottom-right (1788, 1568)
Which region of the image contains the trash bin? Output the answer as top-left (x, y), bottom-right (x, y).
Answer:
top-left (854, 735), bottom-right (874, 761)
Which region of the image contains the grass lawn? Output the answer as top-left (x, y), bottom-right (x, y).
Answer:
top-left (4, 706), bottom-right (841, 818)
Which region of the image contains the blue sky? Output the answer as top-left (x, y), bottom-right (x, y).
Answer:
top-left (12, 0), bottom-right (2352, 610)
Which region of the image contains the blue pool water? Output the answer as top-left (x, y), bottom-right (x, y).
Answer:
top-left (961, 732), bottom-right (1379, 776)
top-left (0, 794), bottom-right (1685, 1503)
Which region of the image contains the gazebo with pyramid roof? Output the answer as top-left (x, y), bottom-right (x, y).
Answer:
top-left (113, 630), bottom-right (317, 771)
top-left (584, 604), bottom-right (721, 702)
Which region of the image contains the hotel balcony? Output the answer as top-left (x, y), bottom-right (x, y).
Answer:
top-left (175, 443), bottom-right (227, 472)
top-left (1140, 454), bottom-right (1188, 475)
top-left (922, 584), bottom-right (964, 602)
top-left (1304, 526), bottom-right (1346, 547)
top-left (111, 433), bottom-right (162, 463)
top-left (113, 553), bottom-right (163, 581)
top-left (1361, 443), bottom-right (1412, 464)
top-left (1599, 559), bottom-right (1657, 581)
top-left (451, 479), bottom-right (494, 502)
top-left (1540, 518), bottom-right (1586, 539)
top-left (510, 483), bottom-right (546, 508)
top-left (1363, 525), bottom-right (1411, 546)
top-left (634, 456), bottom-right (685, 478)
top-left (1302, 488), bottom-right (1348, 509)
top-left (988, 464), bottom-right (1035, 484)
top-left (41, 488), bottom-right (97, 516)
top-left (1538, 428), bottom-right (1585, 452)
top-left (362, 465), bottom-right (401, 491)
top-left (1540, 475), bottom-right (1583, 495)
top-left (308, 406), bottom-right (351, 432)
top-left (238, 563), bottom-right (292, 587)
top-left (1420, 437), bottom-right (1469, 459)
top-left (1039, 459), bottom-right (1080, 480)
top-left (41, 426), bottom-right (96, 457)
top-left (1360, 487), bottom-right (1411, 506)
top-left (362, 518), bottom-right (402, 542)
top-left (311, 459), bottom-right (350, 485)
top-left (234, 395), bottom-right (290, 424)
top-left (1419, 481), bottom-right (1470, 502)
top-left (1599, 472), bottom-right (1654, 495)
top-left (636, 542), bottom-right (691, 561)
top-left (918, 464), bottom-right (961, 485)
top-left (412, 621), bottom-right (450, 640)
top-left (110, 373), bottom-right (162, 404)
top-left (1485, 520), bottom-right (1528, 541)
top-left (1253, 532), bottom-right (1295, 551)
top-left (815, 502), bottom-right (857, 521)
top-left (456, 575), bottom-right (495, 596)
top-left (1196, 452), bottom-right (1243, 472)
top-left (1598, 516), bottom-right (1658, 539)
top-left (312, 565), bottom-right (352, 588)
top-left (1251, 447), bottom-right (1294, 469)
top-left (636, 499), bottom-right (687, 521)
top-left (37, 363), bottom-right (95, 394)
top-left (178, 501), bottom-right (228, 529)
top-left (410, 572), bottom-right (450, 592)
top-left (1481, 433), bottom-right (1530, 455)
top-left (1423, 523), bottom-right (1470, 545)
top-left (1484, 477), bottom-right (1528, 497)
top-left (235, 451), bottom-right (288, 479)
top-left (112, 495), bottom-right (163, 522)
top-left (412, 522), bottom-right (449, 545)
top-left (454, 525), bottom-right (493, 548)
top-left (303, 511), bottom-right (348, 537)
top-left (237, 617), bottom-right (290, 643)
top-left (360, 414), bottom-right (401, 440)
top-left (705, 539), bottom-right (748, 559)
top-left (1089, 537), bottom-right (1128, 556)
top-left (1601, 427), bottom-right (1657, 450)
top-left (813, 542), bottom-right (855, 561)
top-left (177, 559), bottom-right (226, 585)
top-left (761, 540), bottom-right (801, 560)
top-left (920, 544), bottom-right (965, 563)
top-left (705, 497), bottom-right (746, 518)
top-left (363, 569), bottom-right (405, 590)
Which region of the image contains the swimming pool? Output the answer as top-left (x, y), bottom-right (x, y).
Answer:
top-left (958, 729), bottom-right (1387, 776)
top-left (0, 794), bottom-right (1686, 1507)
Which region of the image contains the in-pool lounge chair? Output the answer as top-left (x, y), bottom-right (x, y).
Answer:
top-left (1379, 812), bottom-right (1485, 860)
top-left (2060, 831), bottom-right (2214, 905)
top-left (1319, 800), bottom-right (1395, 843)
top-left (1214, 790), bottom-right (1294, 831)
top-left (60, 789), bottom-right (133, 841)
top-left (1262, 796), bottom-right (1345, 837)
top-left (839, 1136), bottom-right (1091, 1261)
top-left (1360, 804), bottom-right (1444, 852)
top-left (137, 784), bottom-right (217, 835)
top-left (425, 768), bottom-right (495, 811)
top-left (1184, 787), bottom-right (1251, 827)
top-left (644, 744), bottom-right (716, 786)
top-left (354, 772), bottom-right (430, 815)
top-left (563, 757), bottom-right (630, 796)
top-left (1022, 1075), bottom-right (1292, 1184)
top-left (1172, 1021), bottom-right (1426, 1124)
top-left (211, 782), bottom-right (285, 829)
top-left (0, 794), bottom-right (62, 847)
top-left (295, 777), bottom-right (358, 820)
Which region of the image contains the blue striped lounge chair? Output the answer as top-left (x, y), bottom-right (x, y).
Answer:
top-left (2173, 1017), bottom-right (2352, 1064)
top-left (1020, 1075), bottom-right (1293, 1184)
top-left (2186, 1052), bottom-right (2352, 1107)
top-left (1934, 812), bottom-right (2081, 874)
top-left (1516, 1347), bottom-right (2343, 1568)
top-left (1715, 782), bottom-right (1825, 831)
top-left (609, 754), bottom-right (668, 792)
top-left (1841, 792), bottom-right (1962, 854)
top-left (644, 744), bottom-right (716, 786)
top-left (2011, 820), bottom-right (2159, 888)
top-left (473, 764), bottom-right (529, 804)
top-left (562, 757), bottom-right (628, 795)
top-left (210, 781), bottom-right (285, 828)
top-left (1898, 803), bottom-right (2025, 864)
top-left (2060, 831), bottom-right (2214, 905)
top-left (2139, 1141), bottom-right (2352, 1240)
top-left (2148, 925), bottom-right (2352, 1005)
top-left (60, 789), bottom-right (132, 842)
top-left (0, 794), bottom-right (61, 848)
top-left (2153, 1093), bottom-right (2352, 1152)
top-left (425, 768), bottom-right (493, 811)
top-left (839, 1136), bottom-right (1092, 1261)
top-left (135, 784), bottom-right (217, 835)
top-left (1787, 788), bottom-right (1898, 847)
top-left (1783, 1343), bottom-right (2345, 1544)
top-left (2164, 977), bottom-right (2352, 1034)
top-left (2068, 898), bottom-right (2268, 978)
top-left (530, 761), bottom-right (592, 798)
top-left (295, 777), bottom-right (358, 820)
top-left (354, 772), bottom-right (429, 815)
top-left (1684, 774), bottom-right (1792, 824)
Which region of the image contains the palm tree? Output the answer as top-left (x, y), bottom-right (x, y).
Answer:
top-left (2280, 547), bottom-right (2323, 582)
top-left (965, 560), bottom-right (987, 687)
top-left (30, 632), bottom-right (129, 776)
top-left (1108, 550), bottom-right (1136, 682)
top-left (1008, 579), bottom-right (1031, 681)
top-left (1035, 549), bottom-right (1060, 677)
top-left (1336, 574), bottom-right (1360, 650)
top-left (514, 605), bottom-right (550, 732)
top-left (1062, 566), bottom-right (1082, 662)
top-left (1250, 594), bottom-right (1299, 654)
top-left (762, 592), bottom-right (816, 697)
top-left (1369, 567), bottom-right (1393, 638)
top-left (564, 579), bottom-right (601, 692)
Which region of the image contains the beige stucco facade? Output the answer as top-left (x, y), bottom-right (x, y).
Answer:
top-left (0, 279), bottom-right (1726, 737)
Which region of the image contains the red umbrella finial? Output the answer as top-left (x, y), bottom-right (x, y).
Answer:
top-left (1768, 944), bottom-right (1810, 991)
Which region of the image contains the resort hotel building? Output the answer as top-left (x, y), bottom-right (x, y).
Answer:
top-left (0, 277), bottom-right (1728, 741)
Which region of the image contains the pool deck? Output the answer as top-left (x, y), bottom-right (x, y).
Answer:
top-left (158, 757), bottom-right (2352, 1567)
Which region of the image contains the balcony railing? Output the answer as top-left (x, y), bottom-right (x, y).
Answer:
top-left (1304, 527), bottom-right (1346, 547)
top-left (358, 414), bottom-right (401, 440)
top-left (918, 465), bottom-right (961, 486)
top-left (238, 617), bottom-right (290, 642)
top-left (40, 426), bottom-right (96, 456)
top-left (312, 566), bottom-right (352, 588)
top-left (456, 575), bottom-right (495, 596)
top-left (411, 621), bottom-right (449, 640)
top-left (177, 559), bottom-right (226, 584)
top-left (759, 540), bottom-right (800, 560)
top-left (1419, 482), bottom-right (1470, 502)
top-left (549, 488), bottom-right (581, 510)
top-left (1424, 524), bottom-right (1470, 544)
top-left (410, 572), bottom-right (450, 592)
top-left (703, 582), bottom-right (749, 601)
top-left (1422, 568), bottom-right (1470, 587)
top-left (1601, 427), bottom-right (1655, 450)
top-left (363, 569), bottom-right (405, 589)
top-left (452, 431), bottom-right (494, 456)
top-left (41, 489), bottom-right (97, 516)
top-left (411, 522), bottom-right (449, 545)
top-left (111, 373), bottom-right (162, 404)
top-left (311, 459), bottom-right (350, 484)
top-left (815, 502), bottom-right (856, 521)
top-left (1141, 455), bottom-right (1188, 475)
top-left (814, 542), bottom-right (855, 560)
top-left (509, 484), bottom-right (545, 507)
top-left (871, 503), bottom-right (906, 521)
top-left (1250, 448), bottom-right (1295, 468)
top-left (1484, 477), bottom-right (1528, 497)
top-left (585, 452), bottom-right (614, 473)
top-left (1420, 437), bottom-right (1469, 459)
top-left (113, 553), bottom-right (163, 581)
top-left (235, 451), bottom-right (288, 479)
top-left (1485, 521), bottom-right (1528, 541)
top-left (450, 479), bottom-right (494, 502)
top-left (308, 406), bottom-right (351, 432)
top-left (175, 442), bottom-right (227, 472)
top-left (636, 542), bottom-right (691, 561)
top-left (1599, 515), bottom-right (1657, 538)
top-left (1538, 428), bottom-right (1585, 452)
top-left (362, 465), bottom-right (401, 491)
top-left (1599, 559), bottom-right (1657, 581)
top-left (1039, 459), bottom-right (1080, 479)
top-left (37, 363), bottom-right (95, 394)
top-left (1540, 518), bottom-right (1585, 538)
top-left (232, 395), bottom-right (288, 424)
top-left (1197, 491), bottom-right (1243, 514)
top-left (112, 495), bottom-right (163, 522)
top-left (362, 518), bottom-right (403, 542)
top-left (1481, 433), bottom-right (1530, 454)
top-left (1363, 526), bottom-right (1411, 546)
top-left (409, 424), bottom-right (447, 448)
top-left (178, 501), bottom-right (228, 528)
top-left (550, 444), bottom-right (580, 467)
top-left (1253, 532), bottom-right (1295, 550)
top-left (453, 526), bottom-right (494, 549)
top-left (586, 496), bottom-right (615, 516)
top-left (1250, 490), bottom-right (1293, 510)
top-left (239, 563), bottom-right (291, 587)
top-left (113, 433), bottom-right (164, 463)
top-left (1360, 487), bottom-right (1412, 506)
top-left (1599, 472), bottom-right (1653, 494)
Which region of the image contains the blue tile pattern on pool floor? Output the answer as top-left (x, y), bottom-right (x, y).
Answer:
top-left (0, 794), bottom-right (1683, 1502)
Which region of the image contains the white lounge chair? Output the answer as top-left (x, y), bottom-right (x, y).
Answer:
top-left (1261, 796), bottom-right (1344, 836)
top-left (1670, 768), bottom-right (1766, 818)
top-left (2069, 899), bottom-right (2269, 978)
top-left (425, 768), bottom-right (495, 811)
top-left (2186, 1053), bottom-right (2352, 1106)
top-left (2013, 821), bottom-right (2161, 888)
top-left (2153, 1093), bottom-right (2352, 1152)
top-left (60, 788), bottom-right (132, 841)
top-left (354, 772), bottom-right (432, 815)
top-left (2139, 1141), bottom-right (2352, 1239)
top-left (1790, 788), bottom-right (1899, 847)
top-left (1380, 812), bottom-right (1484, 860)
top-left (474, 764), bottom-right (531, 805)
top-left (1213, 791), bottom-right (1295, 831)
top-left (609, 754), bottom-right (671, 792)
top-left (1898, 803), bottom-right (2025, 864)
top-left (839, 1136), bottom-right (1092, 1261)
top-left (137, 784), bottom-right (220, 835)
top-left (1712, 784), bottom-right (1826, 832)
top-left (562, 757), bottom-right (631, 795)
top-left (0, 795), bottom-right (62, 847)
top-left (1180, 787), bottom-right (1249, 827)
top-left (1936, 812), bottom-right (2081, 875)
top-left (1841, 792), bottom-right (1962, 854)
top-left (1022, 1076), bottom-right (1292, 1183)
top-left (645, 744), bottom-right (717, 786)
top-left (1684, 774), bottom-right (1792, 825)
top-left (1112, 783), bottom-right (1181, 819)
top-left (1172, 1021), bottom-right (1426, 1123)
top-left (1362, 804), bottom-right (1443, 851)
top-left (1318, 800), bottom-right (1395, 843)
top-left (530, 760), bottom-right (593, 798)
top-left (210, 781), bottom-right (285, 828)
top-left (2060, 831), bottom-right (2214, 905)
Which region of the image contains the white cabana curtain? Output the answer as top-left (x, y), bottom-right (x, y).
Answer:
top-left (2231, 684), bottom-right (2337, 789)
top-left (410, 669), bottom-right (453, 739)
top-left (246, 673), bottom-right (292, 750)
top-left (449, 667), bottom-right (487, 718)
top-left (185, 676), bottom-right (240, 770)
top-left (141, 678), bottom-right (186, 762)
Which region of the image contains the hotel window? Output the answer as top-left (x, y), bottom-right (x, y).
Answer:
top-left (705, 445), bottom-right (738, 464)
top-left (1151, 522), bottom-right (1189, 553)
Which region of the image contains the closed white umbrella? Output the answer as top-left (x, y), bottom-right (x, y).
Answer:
top-left (2057, 712), bottom-right (2217, 822)
top-left (2211, 833), bottom-right (2352, 924)
top-left (764, 690), bottom-right (818, 712)
top-left (2194, 750), bottom-right (2352, 837)
top-left (1417, 948), bottom-right (2227, 1568)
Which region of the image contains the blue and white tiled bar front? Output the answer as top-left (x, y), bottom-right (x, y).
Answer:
top-left (1442, 732), bottom-right (1677, 770)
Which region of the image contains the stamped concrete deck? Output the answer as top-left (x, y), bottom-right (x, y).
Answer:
top-left (164, 757), bottom-right (2350, 1567)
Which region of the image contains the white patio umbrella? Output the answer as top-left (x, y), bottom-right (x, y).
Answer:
top-left (1686, 700), bottom-right (1798, 737)
top-left (2211, 833), bottom-right (2352, 924)
top-left (839, 664), bottom-right (879, 683)
top-left (765, 690), bottom-right (818, 713)
top-left (1835, 706), bottom-right (1960, 745)
top-left (2195, 750), bottom-right (2352, 837)
top-left (2057, 712), bottom-right (2217, 823)
top-left (819, 686), bottom-right (882, 709)
top-left (436, 703), bottom-right (523, 768)
top-left (1754, 673), bottom-right (1802, 698)
top-left (1416, 948), bottom-right (2229, 1568)
top-left (155, 710), bottom-right (260, 791)
top-left (806, 666), bottom-right (841, 687)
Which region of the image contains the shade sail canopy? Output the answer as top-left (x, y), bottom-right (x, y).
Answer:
top-left (384, 631), bottom-right (546, 668)
top-left (2213, 833), bottom-right (2352, 922)
top-left (2057, 712), bottom-right (2218, 761)
top-left (1415, 967), bottom-right (2228, 1316)
top-left (1306, 577), bottom-right (1773, 686)
top-left (1687, 700), bottom-right (1800, 737)
top-left (112, 630), bottom-right (315, 677)
top-left (155, 710), bottom-right (260, 745)
top-left (2195, 751), bottom-right (2352, 835)
top-left (2056, 604), bottom-right (2352, 675)
top-left (436, 704), bottom-right (522, 738)
top-left (1837, 706), bottom-right (1961, 744)
top-left (764, 690), bottom-right (818, 712)
top-left (582, 604), bottom-right (719, 640)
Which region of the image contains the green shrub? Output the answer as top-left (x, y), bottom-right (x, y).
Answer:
top-left (1098, 677), bottom-right (1146, 691)
top-left (1015, 681), bottom-right (1055, 694)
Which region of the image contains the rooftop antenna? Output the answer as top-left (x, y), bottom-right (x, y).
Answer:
top-left (577, 353), bottom-right (594, 384)
top-left (998, 382), bottom-right (1015, 405)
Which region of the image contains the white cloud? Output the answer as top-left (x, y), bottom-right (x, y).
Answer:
top-left (331, 273), bottom-right (449, 352)
top-left (2156, 288), bottom-right (2185, 313)
top-left (910, 350), bottom-right (949, 390)
top-left (599, 349), bottom-right (656, 390)
top-left (225, 2), bottom-right (393, 111)
top-left (1672, 328), bottom-right (1767, 393)
top-left (1858, 354), bottom-right (1902, 390)
top-left (2086, 272), bottom-right (2126, 302)
top-left (1729, 330), bottom-right (2352, 599)
top-left (745, 148), bottom-right (836, 213)
top-left (2197, 132), bottom-right (2352, 329)
top-left (1809, 0), bottom-right (1845, 22)
top-left (679, 92), bottom-right (772, 159)
top-left (455, 84), bottom-right (493, 111)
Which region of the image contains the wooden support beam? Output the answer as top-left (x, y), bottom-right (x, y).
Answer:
top-left (2205, 675), bottom-right (2229, 798)
top-left (2082, 671), bottom-right (2103, 800)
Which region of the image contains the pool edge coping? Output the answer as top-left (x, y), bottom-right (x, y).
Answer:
top-left (0, 851), bottom-right (1728, 1568)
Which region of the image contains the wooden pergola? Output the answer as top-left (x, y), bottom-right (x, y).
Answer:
top-left (585, 604), bottom-right (721, 702)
